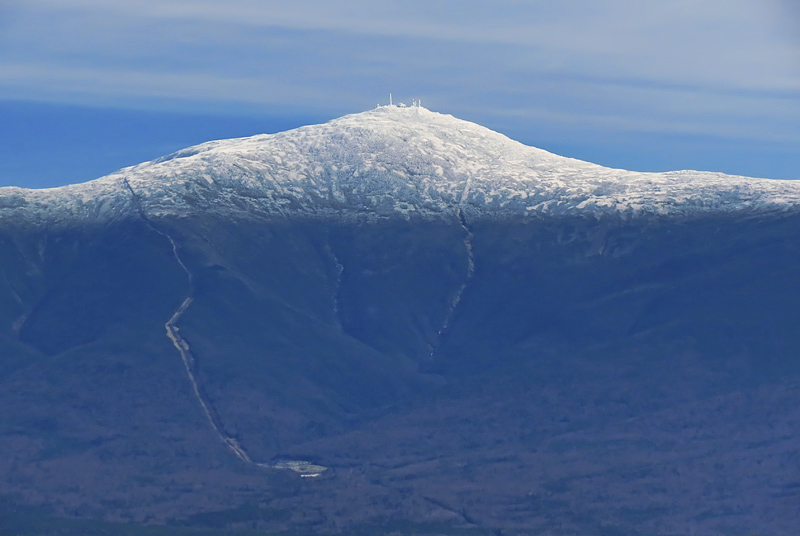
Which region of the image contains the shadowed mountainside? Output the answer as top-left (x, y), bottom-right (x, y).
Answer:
top-left (2, 211), bottom-right (800, 535)
top-left (1, 107), bottom-right (800, 535)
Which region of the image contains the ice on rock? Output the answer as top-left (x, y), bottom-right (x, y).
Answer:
top-left (3, 105), bottom-right (800, 227)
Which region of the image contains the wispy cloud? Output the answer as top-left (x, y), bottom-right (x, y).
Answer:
top-left (17, 0), bottom-right (798, 87)
top-left (1, 0), bottom-right (798, 148)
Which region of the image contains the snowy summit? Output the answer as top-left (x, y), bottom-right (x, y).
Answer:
top-left (2, 105), bottom-right (800, 227)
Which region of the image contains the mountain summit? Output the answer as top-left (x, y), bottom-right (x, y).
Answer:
top-left (1, 108), bottom-right (799, 535)
top-left (3, 105), bottom-right (800, 227)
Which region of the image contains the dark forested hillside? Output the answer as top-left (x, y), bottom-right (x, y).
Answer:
top-left (2, 209), bottom-right (800, 535)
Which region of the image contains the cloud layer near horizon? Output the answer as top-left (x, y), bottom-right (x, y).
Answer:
top-left (1, 1), bottom-right (799, 150)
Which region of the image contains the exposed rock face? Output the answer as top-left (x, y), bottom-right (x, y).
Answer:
top-left (1, 107), bottom-right (799, 535)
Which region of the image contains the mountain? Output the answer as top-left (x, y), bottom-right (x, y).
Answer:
top-left (1, 105), bottom-right (800, 536)
top-left (4, 105), bottom-right (798, 226)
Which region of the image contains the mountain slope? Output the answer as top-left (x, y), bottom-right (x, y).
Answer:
top-left (1, 106), bottom-right (799, 535)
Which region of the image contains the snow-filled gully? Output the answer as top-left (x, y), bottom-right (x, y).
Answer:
top-left (164, 296), bottom-right (252, 463)
top-left (121, 178), bottom-right (251, 463)
top-left (431, 209), bottom-right (475, 356)
top-left (158, 238), bottom-right (327, 476)
top-left (440, 209), bottom-right (474, 334)
top-left (121, 179), bottom-right (327, 477)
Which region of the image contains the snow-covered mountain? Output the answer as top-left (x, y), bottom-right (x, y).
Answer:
top-left (2, 105), bottom-right (799, 227)
top-left (2, 106), bottom-right (800, 535)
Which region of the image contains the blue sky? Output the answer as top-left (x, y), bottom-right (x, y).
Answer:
top-left (1, 0), bottom-right (798, 187)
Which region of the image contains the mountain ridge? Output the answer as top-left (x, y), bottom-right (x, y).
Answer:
top-left (2, 105), bottom-right (800, 228)
top-left (2, 105), bottom-right (800, 535)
